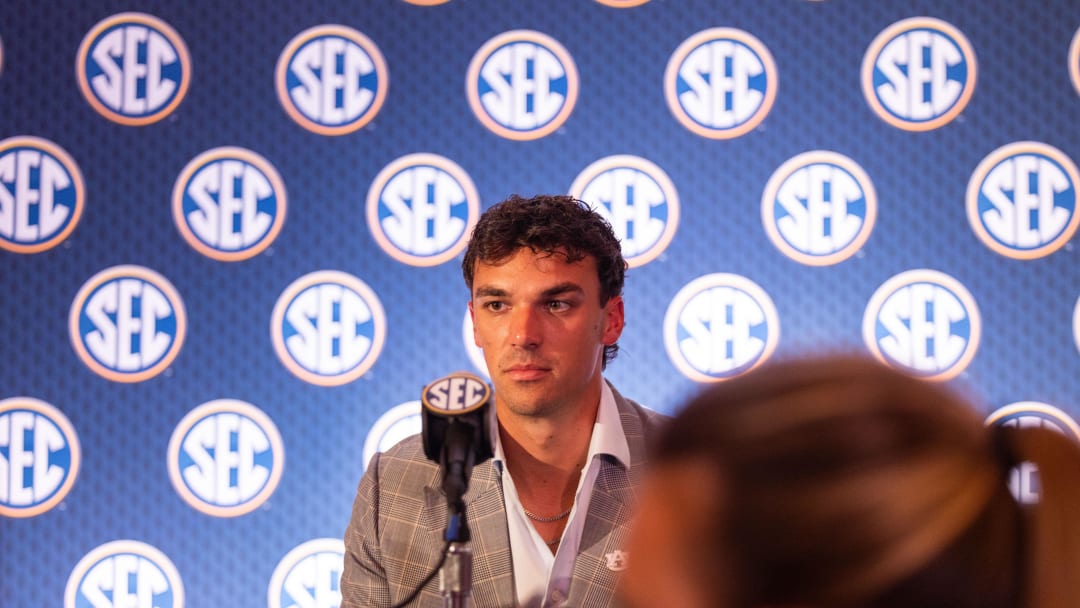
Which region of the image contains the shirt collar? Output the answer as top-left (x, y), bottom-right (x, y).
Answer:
top-left (491, 380), bottom-right (631, 469)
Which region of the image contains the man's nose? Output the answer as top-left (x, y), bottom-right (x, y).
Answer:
top-left (509, 307), bottom-right (541, 349)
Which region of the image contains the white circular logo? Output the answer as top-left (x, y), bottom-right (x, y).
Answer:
top-left (863, 269), bottom-right (980, 381)
top-left (665, 28), bottom-right (778, 139)
top-left (0, 397), bottom-right (80, 518)
top-left (569, 155), bottom-right (680, 268)
top-left (168, 399), bottom-right (284, 517)
top-left (466, 30), bottom-right (579, 140)
top-left (268, 538), bottom-right (344, 608)
top-left (76, 13), bottom-right (191, 125)
top-left (966, 141), bottom-right (1079, 259)
top-left (66, 540), bottom-right (184, 608)
top-left (172, 147), bottom-right (287, 261)
top-left (762, 151), bottom-right (877, 266)
top-left (986, 402), bottom-right (1080, 504)
top-left (362, 401), bottom-right (422, 471)
top-left (271, 271), bottom-right (387, 386)
top-left (366, 153), bottom-right (480, 266)
top-left (0, 136), bottom-right (85, 254)
top-left (276, 25), bottom-right (388, 135)
top-left (862, 17), bottom-right (976, 131)
top-left (69, 265), bottom-right (187, 383)
top-left (664, 273), bottom-right (780, 382)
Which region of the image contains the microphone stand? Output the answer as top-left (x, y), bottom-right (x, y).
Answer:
top-left (440, 421), bottom-right (475, 608)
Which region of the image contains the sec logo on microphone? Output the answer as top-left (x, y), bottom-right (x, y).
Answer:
top-left (76, 12), bottom-right (191, 126)
top-left (0, 397), bottom-right (80, 518)
top-left (0, 136), bottom-right (85, 254)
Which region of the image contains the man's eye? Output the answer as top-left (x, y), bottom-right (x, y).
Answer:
top-left (548, 301), bottom-right (569, 311)
top-left (485, 302), bottom-right (504, 312)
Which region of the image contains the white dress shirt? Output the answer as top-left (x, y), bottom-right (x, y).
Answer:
top-left (491, 381), bottom-right (632, 608)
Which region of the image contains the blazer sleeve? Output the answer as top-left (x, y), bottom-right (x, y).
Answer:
top-left (340, 451), bottom-right (393, 608)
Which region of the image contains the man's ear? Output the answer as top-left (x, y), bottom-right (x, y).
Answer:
top-left (602, 295), bottom-right (625, 345)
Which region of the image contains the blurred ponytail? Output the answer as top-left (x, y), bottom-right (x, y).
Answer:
top-left (995, 425), bottom-right (1080, 608)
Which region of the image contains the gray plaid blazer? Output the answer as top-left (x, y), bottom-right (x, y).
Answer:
top-left (340, 381), bottom-right (667, 608)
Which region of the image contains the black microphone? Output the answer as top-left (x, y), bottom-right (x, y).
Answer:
top-left (421, 371), bottom-right (494, 542)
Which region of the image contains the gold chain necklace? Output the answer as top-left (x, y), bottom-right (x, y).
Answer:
top-left (523, 506), bottom-right (572, 523)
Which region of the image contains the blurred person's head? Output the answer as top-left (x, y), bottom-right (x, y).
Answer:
top-left (620, 355), bottom-right (1080, 608)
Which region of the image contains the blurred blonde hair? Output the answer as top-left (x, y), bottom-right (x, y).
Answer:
top-left (653, 355), bottom-right (1080, 607)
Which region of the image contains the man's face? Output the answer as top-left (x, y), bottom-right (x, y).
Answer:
top-left (468, 247), bottom-right (624, 418)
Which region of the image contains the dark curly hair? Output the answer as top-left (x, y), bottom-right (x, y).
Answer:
top-left (462, 194), bottom-right (627, 367)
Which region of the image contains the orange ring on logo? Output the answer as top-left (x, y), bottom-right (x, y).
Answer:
top-left (664, 28), bottom-right (778, 139)
top-left (365, 153), bottom-right (480, 266)
top-left (0, 136), bottom-right (85, 253)
top-left (167, 399), bottom-right (285, 517)
top-left (466, 30), bottom-right (579, 141)
top-left (270, 270), bottom-right (387, 386)
top-left (0, 398), bottom-right (81, 518)
top-left (862, 269), bottom-right (980, 381)
top-left (76, 13), bottom-right (191, 126)
top-left (663, 273), bottom-right (780, 383)
top-left (761, 150), bottom-right (877, 266)
top-left (172, 146), bottom-right (288, 261)
top-left (568, 154), bottom-right (680, 268)
top-left (861, 17), bottom-right (976, 132)
top-left (965, 141), bottom-right (1080, 259)
top-left (68, 265), bottom-right (187, 383)
top-left (275, 25), bottom-right (388, 136)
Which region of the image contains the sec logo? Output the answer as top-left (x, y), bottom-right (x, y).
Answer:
top-left (268, 538), bottom-right (344, 608)
top-left (271, 271), bottom-right (387, 386)
top-left (986, 402), bottom-right (1080, 504)
top-left (276, 25), bottom-right (388, 136)
top-left (862, 17), bottom-right (976, 131)
top-left (863, 269), bottom-right (980, 381)
top-left (65, 540), bottom-right (184, 608)
top-left (664, 273), bottom-right (780, 382)
top-left (168, 399), bottom-right (284, 517)
top-left (0, 136), bottom-right (85, 253)
top-left (762, 151), bottom-right (877, 266)
top-left (466, 30), bottom-right (579, 140)
top-left (76, 12), bottom-right (191, 126)
top-left (0, 397), bottom-right (80, 518)
top-left (665, 27), bottom-right (778, 139)
top-left (69, 265), bottom-right (187, 383)
top-left (172, 147), bottom-right (287, 261)
top-left (569, 155), bottom-right (680, 268)
top-left (366, 153), bottom-right (480, 266)
top-left (966, 141), bottom-right (1079, 259)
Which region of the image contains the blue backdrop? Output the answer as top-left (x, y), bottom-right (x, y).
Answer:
top-left (2, 1), bottom-right (1078, 606)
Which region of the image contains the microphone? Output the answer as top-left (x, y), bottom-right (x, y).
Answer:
top-left (421, 371), bottom-right (494, 542)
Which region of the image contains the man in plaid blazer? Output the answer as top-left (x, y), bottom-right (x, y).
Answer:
top-left (341, 195), bottom-right (666, 607)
